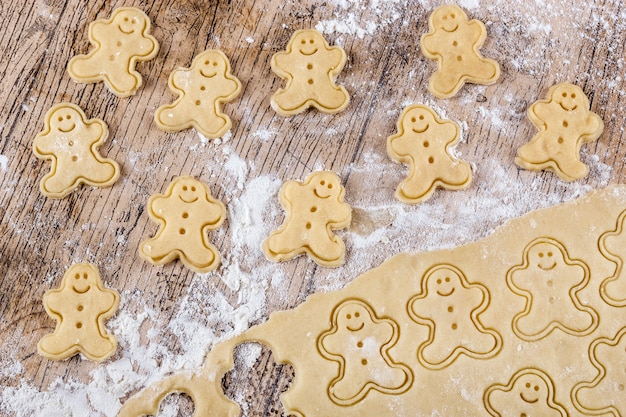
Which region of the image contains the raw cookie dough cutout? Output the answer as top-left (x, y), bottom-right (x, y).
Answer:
top-left (317, 299), bottom-right (413, 405)
top-left (120, 186), bottom-right (626, 416)
top-left (67, 7), bottom-right (159, 97)
top-left (420, 4), bottom-right (500, 99)
top-left (271, 29), bottom-right (350, 116)
top-left (38, 263), bottom-right (120, 362)
top-left (387, 104), bottom-right (472, 204)
top-left (484, 368), bottom-right (569, 417)
top-left (598, 209), bottom-right (626, 306)
top-left (32, 102), bottom-right (120, 198)
top-left (139, 176), bottom-right (226, 273)
top-left (408, 264), bottom-right (502, 369)
top-left (506, 237), bottom-right (599, 341)
top-left (262, 171), bottom-right (352, 267)
top-left (572, 327), bottom-right (626, 415)
top-left (154, 49), bottom-right (241, 139)
top-left (515, 83), bottom-right (604, 182)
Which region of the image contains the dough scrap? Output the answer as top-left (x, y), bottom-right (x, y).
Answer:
top-left (598, 209), bottom-right (626, 306)
top-left (38, 263), bottom-right (120, 362)
top-left (420, 5), bottom-right (500, 99)
top-left (120, 185), bottom-right (626, 416)
top-left (67, 7), bottom-right (159, 97)
top-left (387, 104), bottom-right (472, 204)
top-left (139, 176), bottom-right (226, 273)
top-left (154, 49), bottom-right (242, 139)
top-left (32, 102), bottom-right (120, 198)
top-left (270, 29), bottom-right (350, 116)
top-left (515, 82), bottom-right (604, 182)
top-left (262, 171), bottom-right (352, 267)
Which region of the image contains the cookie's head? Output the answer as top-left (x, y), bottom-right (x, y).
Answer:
top-left (425, 266), bottom-right (462, 298)
top-left (290, 30), bottom-right (326, 57)
top-left (49, 105), bottom-right (82, 134)
top-left (550, 83), bottom-right (587, 112)
top-left (113, 8), bottom-right (148, 35)
top-left (194, 50), bottom-right (228, 79)
top-left (171, 176), bottom-right (205, 204)
top-left (335, 301), bottom-right (372, 333)
top-left (527, 241), bottom-right (564, 272)
top-left (309, 171), bottom-right (341, 200)
top-left (431, 5), bottom-right (465, 32)
top-left (63, 264), bottom-right (99, 295)
top-left (511, 371), bottom-right (551, 405)
top-left (402, 105), bottom-right (436, 134)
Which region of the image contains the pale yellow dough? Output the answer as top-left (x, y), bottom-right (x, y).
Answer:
top-left (421, 5), bottom-right (500, 99)
top-left (67, 7), bottom-right (159, 97)
top-left (139, 176), bottom-right (226, 273)
top-left (516, 82), bottom-right (604, 182)
top-left (262, 171), bottom-right (352, 267)
top-left (32, 102), bottom-right (120, 198)
top-left (38, 263), bottom-right (120, 362)
top-left (387, 104), bottom-right (472, 204)
top-left (154, 49), bottom-right (241, 139)
top-left (271, 29), bottom-right (350, 116)
top-left (120, 185), bottom-right (626, 416)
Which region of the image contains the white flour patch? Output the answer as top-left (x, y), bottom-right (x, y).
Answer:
top-left (0, 155), bottom-right (7, 171)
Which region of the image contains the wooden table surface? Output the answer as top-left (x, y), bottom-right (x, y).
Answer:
top-left (2, 0), bottom-right (626, 415)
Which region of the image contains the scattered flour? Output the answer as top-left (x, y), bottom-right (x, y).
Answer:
top-left (0, 155), bottom-right (8, 171)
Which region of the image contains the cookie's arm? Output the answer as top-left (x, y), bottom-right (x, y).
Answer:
top-left (88, 20), bottom-right (108, 46)
top-left (148, 195), bottom-right (168, 220)
top-left (420, 32), bottom-right (439, 57)
top-left (327, 47), bottom-right (346, 72)
top-left (169, 69), bottom-right (189, 95)
top-left (204, 199), bottom-right (226, 226)
top-left (135, 35), bottom-right (158, 58)
top-left (271, 52), bottom-right (292, 79)
top-left (87, 119), bottom-right (106, 146)
top-left (217, 75), bottom-right (242, 100)
top-left (388, 134), bottom-right (413, 157)
top-left (42, 290), bottom-right (63, 318)
top-left (527, 101), bottom-right (551, 129)
top-left (467, 20), bottom-right (487, 47)
top-left (582, 112), bottom-right (604, 138)
top-left (32, 133), bottom-right (55, 156)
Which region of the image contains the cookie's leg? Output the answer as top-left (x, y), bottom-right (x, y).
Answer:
top-left (315, 83), bottom-right (349, 112)
top-left (179, 243), bottom-right (218, 272)
top-left (85, 159), bottom-right (118, 184)
top-left (264, 228), bottom-right (300, 259)
top-left (68, 54), bottom-right (103, 81)
top-left (155, 103), bottom-right (191, 130)
top-left (272, 85), bottom-right (310, 113)
top-left (430, 68), bottom-right (463, 98)
top-left (105, 69), bottom-right (141, 97)
top-left (140, 235), bottom-right (175, 263)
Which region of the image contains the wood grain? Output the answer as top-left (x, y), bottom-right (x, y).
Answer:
top-left (1, 0), bottom-right (626, 415)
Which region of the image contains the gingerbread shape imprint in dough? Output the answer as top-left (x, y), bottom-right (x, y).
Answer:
top-left (420, 4), bottom-right (500, 99)
top-left (515, 83), bottom-right (604, 182)
top-left (67, 7), bottom-right (159, 97)
top-left (32, 102), bottom-right (120, 199)
top-left (484, 368), bottom-right (568, 417)
top-left (317, 298), bottom-right (413, 405)
top-left (387, 104), bottom-right (472, 204)
top-left (270, 29), bottom-right (350, 116)
top-left (598, 209), bottom-right (626, 306)
top-left (262, 171), bottom-right (352, 267)
top-left (139, 176), bottom-right (226, 273)
top-left (119, 186), bottom-right (626, 417)
top-left (154, 49), bottom-right (242, 139)
top-left (408, 264), bottom-right (502, 369)
top-left (37, 263), bottom-right (120, 362)
top-left (506, 237), bottom-right (599, 341)
top-left (572, 327), bottom-right (626, 415)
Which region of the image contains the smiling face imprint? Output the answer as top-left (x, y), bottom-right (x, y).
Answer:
top-left (50, 108), bottom-right (81, 134)
top-left (197, 52), bottom-right (226, 78)
top-left (403, 107), bottom-right (432, 134)
top-left (427, 268), bottom-right (460, 297)
top-left (173, 179), bottom-right (203, 204)
top-left (71, 271), bottom-right (92, 294)
top-left (312, 173), bottom-right (339, 199)
top-left (115, 11), bottom-right (145, 35)
top-left (514, 374), bottom-right (548, 405)
top-left (336, 302), bottom-right (370, 332)
top-left (294, 32), bottom-right (322, 56)
top-left (433, 6), bottom-right (462, 32)
top-left (553, 85), bottom-right (584, 112)
top-left (528, 242), bottom-right (562, 271)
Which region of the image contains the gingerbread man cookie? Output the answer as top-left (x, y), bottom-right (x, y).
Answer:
top-left (506, 237), bottom-right (599, 341)
top-left (572, 327), bottom-right (626, 415)
top-left (271, 29), bottom-right (349, 116)
top-left (139, 176), bottom-right (226, 273)
top-left (262, 171), bottom-right (351, 267)
top-left (421, 5), bottom-right (500, 99)
top-left (387, 104), bottom-right (472, 204)
top-left (485, 368), bottom-right (568, 417)
top-left (67, 7), bottom-right (159, 97)
top-left (37, 263), bottom-right (120, 362)
top-left (317, 299), bottom-right (412, 406)
top-left (155, 49), bottom-right (241, 139)
top-left (515, 83), bottom-right (604, 182)
top-left (598, 209), bottom-right (626, 306)
top-left (32, 102), bottom-right (120, 198)
top-left (408, 264), bottom-right (502, 369)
